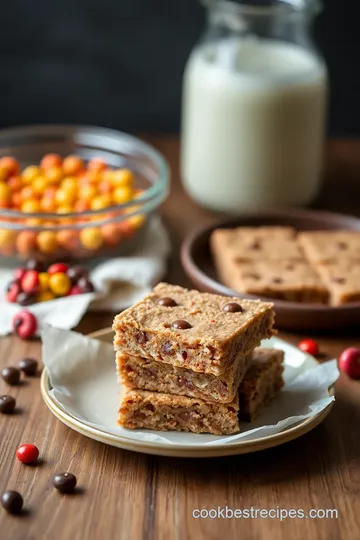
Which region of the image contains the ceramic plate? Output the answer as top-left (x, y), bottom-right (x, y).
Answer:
top-left (40, 328), bottom-right (335, 458)
top-left (180, 208), bottom-right (360, 330)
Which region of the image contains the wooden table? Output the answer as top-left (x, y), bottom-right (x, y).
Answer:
top-left (1, 137), bottom-right (360, 540)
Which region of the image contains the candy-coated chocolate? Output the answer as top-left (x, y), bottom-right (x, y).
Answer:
top-left (41, 153), bottom-right (62, 169)
top-left (48, 262), bottom-right (69, 275)
top-left (12, 310), bottom-right (38, 339)
top-left (49, 272), bottom-right (72, 296)
top-left (53, 472), bottom-right (77, 493)
top-left (298, 338), bottom-right (319, 357)
top-left (63, 156), bottom-right (84, 176)
top-left (37, 231), bottom-right (57, 254)
top-left (339, 347), bottom-right (360, 379)
top-left (1, 491), bottom-right (23, 514)
top-left (19, 357), bottom-right (38, 376)
top-left (37, 290), bottom-right (55, 302)
top-left (21, 270), bottom-right (40, 294)
top-left (0, 156), bottom-right (20, 176)
top-left (1, 367), bottom-right (21, 385)
top-left (80, 228), bottom-right (103, 250)
top-left (16, 231), bottom-right (37, 256)
top-left (0, 395), bottom-right (16, 414)
top-left (16, 443), bottom-right (39, 464)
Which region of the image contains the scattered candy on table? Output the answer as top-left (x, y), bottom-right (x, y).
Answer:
top-left (1, 491), bottom-right (24, 515)
top-left (53, 473), bottom-right (77, 493)
top-left (18, 357), bottom-right (38, 376)
top-left (1, 367), bottom-right (21, 385)
top-left (0, 154), bottom-right (146, 261)
top-left (12, 310), bottom-right (38, 339)
top-left (0, 395), bottom-right (16, 414)
top-left (298, 338), bottom-right (319, 357)
top-left (6, 259), bottom-right (96, 306)
top-left (16, 443), bottom-right (39, 464)
top-left (339, 347), bottom-right (360, 379)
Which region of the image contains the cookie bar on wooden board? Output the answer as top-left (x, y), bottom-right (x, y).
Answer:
top-left (298, 230), bottom-right (360, 264)
top-left (239, 348), bottom-right (284, 422)
top-left (113, 283), bottom-right (274, 376)
top-left (116, 349), bottom-right (251, 404)
top-left (210, 226), bottom-right (304, 263)
top-left (213, 257), bottom-right (329, 304)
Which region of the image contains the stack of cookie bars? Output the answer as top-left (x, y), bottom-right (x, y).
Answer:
top-left (113, 283), bottom-right (284, 435)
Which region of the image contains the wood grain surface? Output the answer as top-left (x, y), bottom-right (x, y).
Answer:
top-left (1, 137), bottom-right (360, 540)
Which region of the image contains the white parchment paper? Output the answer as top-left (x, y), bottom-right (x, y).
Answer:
top-left (41, 325), bottom-right (339, 448)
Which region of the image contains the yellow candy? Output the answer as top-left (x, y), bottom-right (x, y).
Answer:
top-left (111, 169), bottom-right (134, 188)
top-left (90, 194), bottom-right (112, 211)
top-left (112, 186), bottom-right (133, 205)
top-left (45, 166), bottom-right (63, 185)
top-left (55, 188), bottom-right (76, 206)
top-left (79, 185), bottom-right (97, 203)
top-left (37, 290), bottom-right (55, 303)
top-left (61, 177), bottom-right (78, 199)
top-left (0, 228), bottom-right (16, 248)
top-left (0, 182), bottom-right (10, 202)
top-left (32, 175), bottom-right (47, 195)
top-left (36, 231), bottom-right (57, 254)
top-left (21, 199), bottom-right (41, 213)
top-left (38, 272), bottom-right (50, 291)
top-left (49, 272), bottom-right (72, 296)
top-left (22, 165), bottom-right (41, 184)
top-left (80, 227), bottom-right (103, 250)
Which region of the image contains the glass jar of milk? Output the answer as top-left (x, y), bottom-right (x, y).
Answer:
top-left (181, 0), bottom-right (327, 213)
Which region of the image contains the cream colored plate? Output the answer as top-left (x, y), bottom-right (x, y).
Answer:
top-left (40, 327), bottom-right (335, 458)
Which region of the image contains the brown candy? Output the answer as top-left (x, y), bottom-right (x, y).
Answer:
top-left (223, 303), bottom-right (243, 313)
top-left (1, 491), bottom-right (23, 514)
top-left (171, 320), bottom-right (192, 330)
top-left (19, 357), bottom-right (38, 376)
top-left (1, 367), bottom-right (21, 385)
top-left (0, 395), bottom-right (16, 414)
top-left (157, 297), bottom-right (177, 307)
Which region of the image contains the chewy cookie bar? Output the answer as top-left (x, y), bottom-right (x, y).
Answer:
top-left (298, 230), bottom-right (360, 264)
top-left (239, 348), bottom-right (284, 422)
top-left (211, 226), bottom-right (303, 263)
top-left (215, 258), bottom-right (328, 304)
top-left (314, 262), bottom-right (360, 305)
top-left (116, 349), bottom-right (251, 404)
top-left (113, 283), bottom-right (274, 376)
top-left (118, 386), bottom-right (240, 435)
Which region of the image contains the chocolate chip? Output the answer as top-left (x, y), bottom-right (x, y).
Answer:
top-left (17, 291), bottom-right (36, 306)
top-left (171, 320), bottom-right (192, 330)
top-left (223, 303), bottom-right (243, 313)
top-left (182, 351), bottom-right (188, 360)
top-left (67, 266), bottom-right (89, 285)
top-left (77, 277), bottom-right (95, 293)
top-left (1, 491), bottom-right (23, 514)
top-left (135, 331), bottom-right (147, 345)
top-left (245, 273), bottom-right (261, 280)
top-left (26, 259), bottom-right (44, 272)
top-left (338, 242), bottom-right (348, 250)
top-left (157, 297), bottom-right (177, 307)
top-left (1, 367), bottom-right (21, 385)
top-left (162, 341), bottom-right (173, 354)
top-left (249, 240), bottom-right (261, 250)
top-left (0, 395), bottom-right (16, 414)
top-left (332, 277), bottom-right (346, 284)
top-left (272, 277), bottom-right (283, 284)
top-left (286, 264), bottom-right (294, 271)
top-left (19, 358), bottom-right (38, 376)
top-left (53, 472), bottom-right (77, 493)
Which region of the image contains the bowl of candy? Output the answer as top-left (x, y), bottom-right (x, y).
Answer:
top-left (0, 125), bottom-right (169, 264)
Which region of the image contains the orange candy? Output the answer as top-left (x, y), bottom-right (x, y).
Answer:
top-left (32, 175), bottom-right (47, 195)
top-left (117, 220), bottom-right (136, 239)
top-left (0, 228), bottom-right (16, 250)
top-left (7, 176), bottom-right (22, 193)
top-left (21, 199), bottom-right (41, 213)
top-left (40, 196), bottom-right (57, 213)
top-left (62, 155), bottom-right (84, 176)
top-left (88, 157), bottom-right (107, 172)
top-left (11, 192), bottom-right (22, 208)
top-left (79, 184), bottom-right (97, 203)
top-left (80, 227), bottom-right (103, 250)
top-left (0, 182), bottom-right (10, 202)
top-left (45, 166), bottom-right (63, 186)
top-left (74, 200), bottom-right (90, 213)
top-left (98, 180), bottom-right (112, 195)
top-left (57, 229), bottom-right (79, 250)
top-left (20, 185), bottom-right (38, 202)
top-left (36, 231), bottom-right (57, 254)
top-left (0, 157), bottom-right (19, 177)
top-left (21, 165), bottom-right (40, 184)
top-left (41, 154), bottom-right (62, 170)
top-left (16, 231), bottom-right (37, 256)
top-left (91, 194), bottom-right (112, 211)
top-left (101, 223), bottom-right (122, 246)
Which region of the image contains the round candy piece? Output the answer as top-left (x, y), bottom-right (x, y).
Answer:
top-left (48, 262), bottom-right (69, 275)
top-left (26, 259), bottom-right (45, 272)
top-left (1, 490), bottom-right (23, 514)
top-left (53, 472), bottom-right (77, 493)
top-left (21, 270), bottom-right (40, 294)
top-left (77, 277), bottom-right (95, 293)
top-left (16, 291), bottom-right (37, 306)
top-left (1, 367), bottom-right (20, 385)
top-left (157, 297), bottom-right (177, 307)
top-left (223, 302), bottom-right (243, 313)
top-left (0, 395), bottom-right (16, 414)
top-left (12, 310), bottom-right (38, 340)
top-left (19, 357), bottom-right (38, 376)
top-left (14, 268), bottom-right (27, 282)
top-left (298, 338), bottom-right (319, 357)
top-left (49, 272), bottom-right (72, 296)
top-left (16, 443), bottom-right (39, 464)
top-left (68, 285), bottom-right (83, 296)
top-left (6, 282), bottom-right (20, 303)
top-left (171, 320), bottom-right (192, 330)
top-left (339, 347), bottom-right (360, 379)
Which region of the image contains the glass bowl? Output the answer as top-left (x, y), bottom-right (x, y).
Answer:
top-left (0, 125), bottom-right (170, 265)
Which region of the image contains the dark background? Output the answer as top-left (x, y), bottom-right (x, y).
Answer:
top-left (0, 0), bottom-right (358, 134)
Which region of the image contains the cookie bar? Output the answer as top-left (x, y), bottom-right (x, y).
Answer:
top-left (116, 349), bottom-right (251, 404)
top-left (210, 226), bottom-right (303, 263)
top-left (314, 262), bottom-right (360, 305)
top-left (298, 230), bottom-right (360, 264)
top-left (113, 283), bottom-right (274, 376)
top-left (215, 258), bottom-right (328, 303)
top-left (118, 386), bottom-right (240, 435)
top-left (239, 348), bottom-right (284, 422)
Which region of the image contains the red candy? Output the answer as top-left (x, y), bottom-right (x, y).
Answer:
top-left (12, 310), bottom-right (37, 340)
top-left (68, 285), bottom-right (83, 296)
top-left (339, 347), bottom-right (360, 379)
top-left (48, 262), bottom-right (69, 275)
top-left (14, 268), bottom-right (26, 282)
top-left (298, 338), bottom-right (319, 357)
top-left (16, 443), bottom-right (39, 464)
top-left (7, 282), bottom-right (20, 303)
top-left (21, 270), bottom-right (39, 294)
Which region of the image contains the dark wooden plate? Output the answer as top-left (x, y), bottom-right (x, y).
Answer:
top-left (180, 209), bottom-right (360, 331)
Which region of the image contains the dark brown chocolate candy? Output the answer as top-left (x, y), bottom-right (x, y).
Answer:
top-left (26, 259), bottom-right (44, 272)
top-left (1, 491), bottom-right (23, 514)
top-left (157, 297), bottom-right (177, 307)
top-left (67, 266), bottom-right (89, 285)
top-left (0, 395), bottom-right (16, 414)
top-left (77, 277), bottom-right (95, 293)
top-left (1, 367), bottom-right (21, 385)
top-left (223, 302), bottom-right (243, 313)
top-left (17, 291), bottom-right (36, 306)
top-left (171, 320), bottom-right (192, 330)
top-left (19, 357), bottom-right (38, 376)
top-left (53, 472), bottom-right (77, 493)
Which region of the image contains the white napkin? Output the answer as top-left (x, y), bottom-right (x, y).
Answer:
top-left (0, 216), bottom-right (170, 336)
top-left (41, 326), bottom-right (340, 448)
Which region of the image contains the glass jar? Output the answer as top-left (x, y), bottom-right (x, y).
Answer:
top-left (181, 0), bottom-right (328, 213)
